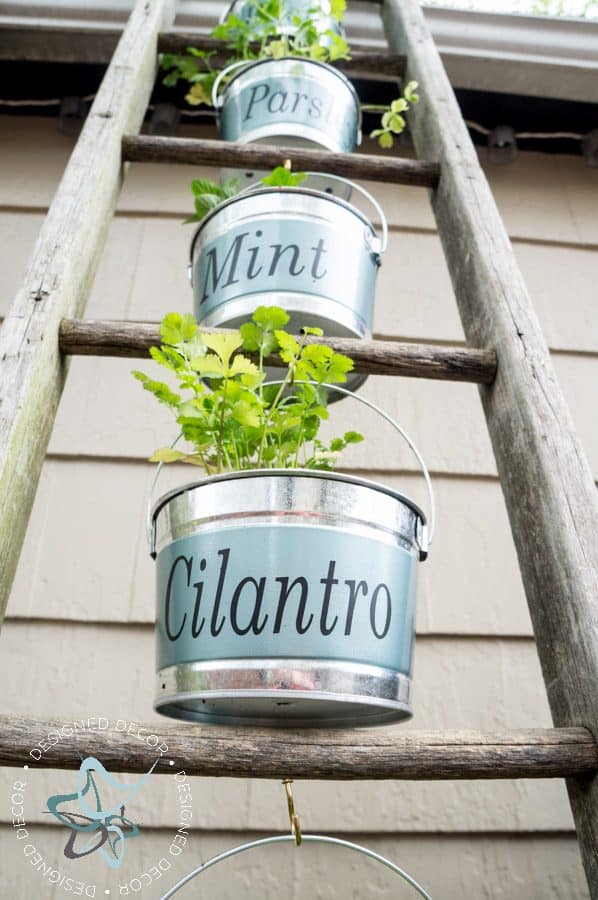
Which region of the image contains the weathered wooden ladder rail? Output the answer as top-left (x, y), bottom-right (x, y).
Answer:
top-left (58, 319), bottom-right (497, 384)
top-left (1, 717), bottom-right (596, 781)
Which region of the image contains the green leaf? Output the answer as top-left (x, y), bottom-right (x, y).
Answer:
top-left (132, 371), bottom-right (181, 408)
top-left (229, 355), bottom-right (261, 379)
top-left (160, 312), bottom-right (197, 345)
top-left (185, 82), bottom-right (212, 106)
top-left (388, 112), bottom-right (406, 134)
top-left (301, 326), bottom-right (324, 336)
top-left (309, 43), bottom-right (327, 61)
top-left (261, 166), bottom-right (307, 188)
top-left (149, 448), bottom-right (189, 463)
top-left (191, 178), bottom-right (221, 196)
top-left (329, 0), bottom-right (347, 20)
top-left (404, 80), bottom-right (419, 104)
top-left (239, 322), bottom-right (262, 353)
top-left (325, 32), bottom-right (350, 61)
top-left (148, 346), bottom-right (179, 371)
top-left (275, 330), bottom-right (300, 363)
top-left (378, 131), bottom-right (394, 149)
top-left (232, 398), bottom-right (262, 428)
top-left (390, 97), bottom-right (408, 113)
top-left (344, 430), bottom-right (364, 444)
top-left (186, 47), bottom-right (213, 58)
top-left (253, 305), bottom-right (290, 330)
top-left (266, 38), bottom-right (287, 59)
top-left (190, 354), bottom-right (225, 378)
top-left (202, 332), bottom-right (244, 367)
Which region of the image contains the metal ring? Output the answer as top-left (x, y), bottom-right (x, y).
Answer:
top-left (159, 833), bottom-right (433, 899)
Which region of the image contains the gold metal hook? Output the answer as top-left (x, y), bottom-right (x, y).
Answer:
top-left (282, 779), bottom-right (302, 846)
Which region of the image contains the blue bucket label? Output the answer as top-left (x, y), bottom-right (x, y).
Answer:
top-left (156, 524), bottom-right (418, 675)
top-left (220, 68), bottom-right (357, 151)
top-left (193, 217), bottom-right (377, 329)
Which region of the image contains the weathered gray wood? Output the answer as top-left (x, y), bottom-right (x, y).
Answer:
top-left (122, 135), bottom-right (440, 187)
top-left (0, 716), bottom-right (595, 780)
top-left (58, 318), bottom-right (496, 383)
top-left (157, 34), bottom-right (405, 77)
top-left (383, 0), bottom-right (598, 891)
top-left (0, 0), bottom-right (176, 627)
top-left (0, 24), bottom-right (122, 63)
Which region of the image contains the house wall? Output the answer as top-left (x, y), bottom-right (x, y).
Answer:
top-left (0, 111), bottom-right (596, 899)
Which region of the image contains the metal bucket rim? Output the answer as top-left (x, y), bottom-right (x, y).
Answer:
top-left (189, 187), bottom-right (377, 265)
top-left (151, 468), bottom-right (426, 533)
top-left (218, 55), bottom-right (361, 117)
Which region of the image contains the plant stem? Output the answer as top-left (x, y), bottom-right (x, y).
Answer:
top-left (216, 377), bottom-right (228, 473)
top-left (360, 104), bottom-right (389, 112)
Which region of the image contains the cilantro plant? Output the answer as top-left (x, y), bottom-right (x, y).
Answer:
top-left (364, 80), bottom-right (420, 149)
top-left (133, 306), bottom-right (363, 474)
top-left (162, 0), bottom-right (349, 108)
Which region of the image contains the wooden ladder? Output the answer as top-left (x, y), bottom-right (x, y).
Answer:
top-left (1, 0), bottom-right (597, 893)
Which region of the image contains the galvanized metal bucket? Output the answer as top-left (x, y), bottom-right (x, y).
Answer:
top-left (148, 384), bottom-right (434, 728)
top-left (188, 176), bottom-right (387, 393)
top-left (221, 0), bottom-right (345, 41)
top-left (214, 58), bottom-right (361, 154)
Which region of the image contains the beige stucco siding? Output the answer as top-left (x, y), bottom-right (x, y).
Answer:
top-left (1, 115), bottom-right (596, 898)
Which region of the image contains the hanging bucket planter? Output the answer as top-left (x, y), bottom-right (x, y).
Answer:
top-left (148, 385), bottom-right (434, 728)
top-left (214, 58), bottom-right (361, 199)
top-left (188, 176), bottom-right (386, 393)
top-left (221, 0), bottom-right (345, 41)
top-left (214, 58), bottom-right (361, 154)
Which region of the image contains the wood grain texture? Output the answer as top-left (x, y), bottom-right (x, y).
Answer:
top-left (157, 34), bottom-right (405, 76)
top-left (0, 716), bottom-right (595, 780)
top-left (58, 318), bottom-right (496, 384)
top-left (382, 0), bottom-right (598, 891)
top-left (0, 0), bottom-right (176, 625)
top-left (122, 135), bottom-right (440, 187)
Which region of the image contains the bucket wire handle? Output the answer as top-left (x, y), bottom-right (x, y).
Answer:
top-left (211, 59), bottom-right (253, 108)
top-left (146, 379), bottom-right (434, 559)
top-left (238, 172), bottom-right (388, 255)
top-left (159, 833), bottom-right (433, 899)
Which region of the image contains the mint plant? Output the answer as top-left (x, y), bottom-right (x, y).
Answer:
top-left (187, 175), bottom-right (240, 224)
top-left (133, 306), bottom-right (363, 474)
top-left (161, 0), bottom-right (349, 108)
top-left (185, 166), bottom-right (306, 224)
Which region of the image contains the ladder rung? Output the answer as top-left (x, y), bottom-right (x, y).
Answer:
top-left (1, 717), bottom-right (595, 780)
top-left (157, 34), bottom-right (406, 78)
top-left (122, 135), bottom-right (440, 188)
top-left (59, 319), bottom-right (497, 385)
